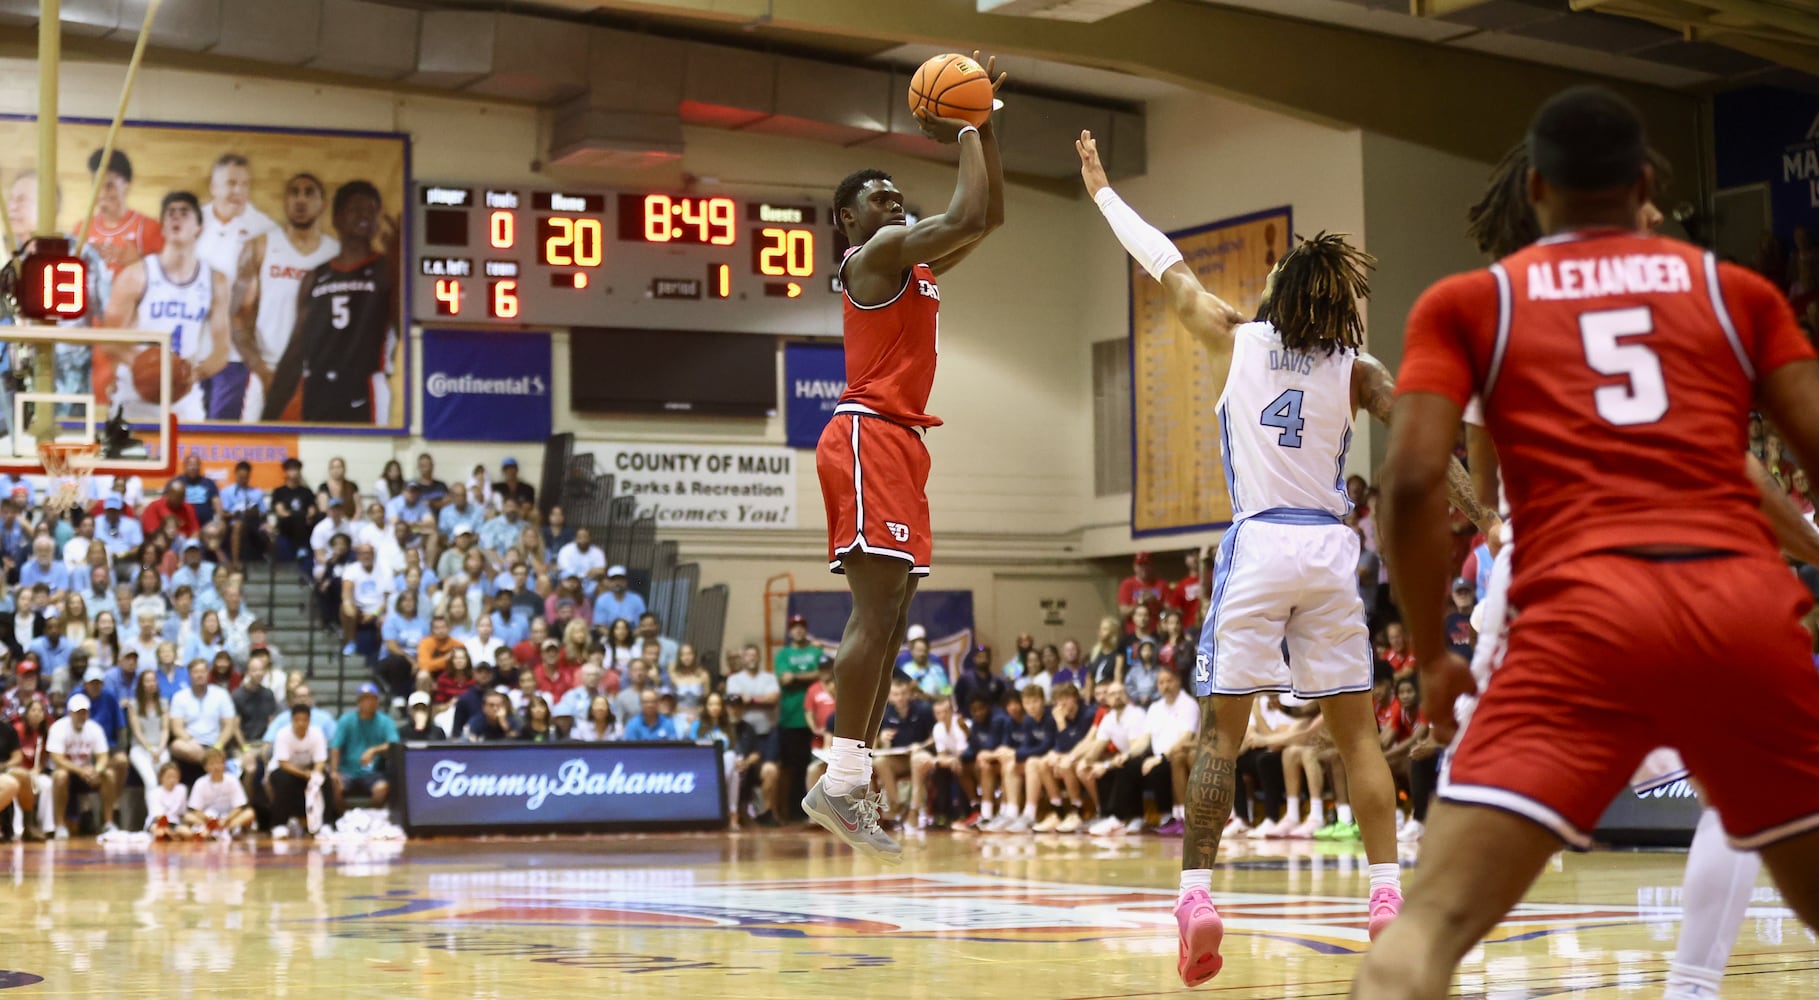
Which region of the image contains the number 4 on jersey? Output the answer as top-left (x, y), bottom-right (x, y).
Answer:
top-left (1260, 388), bottom-right (1306, 448)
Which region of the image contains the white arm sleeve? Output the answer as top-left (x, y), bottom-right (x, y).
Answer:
top-left (1093, 187), bottom-right (1184, 282)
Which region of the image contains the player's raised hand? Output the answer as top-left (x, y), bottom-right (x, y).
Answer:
top-left (972, 51), bottom-right (1009, 94)
top-left (1421, 650), bottom-right (1477, 746)
top-left (914, 108), bottom-right (979, 144)
top-left (1077, 130), bottom-right (1109, 197)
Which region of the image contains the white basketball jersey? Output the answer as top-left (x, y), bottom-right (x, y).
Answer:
top-left (122, 255), bottom-right (214, 420)
top-left (253, 231), bottom-right (339, 367)
top-left (1216, 321), bottom-right (1355, 521)
top-left (197, 202), bottom-right (275, 364)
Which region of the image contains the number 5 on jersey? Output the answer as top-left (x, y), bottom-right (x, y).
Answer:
top-left (1580, 306), bottom-right (1667, 427)
top-left (331, 294), bottom-right (351, 330)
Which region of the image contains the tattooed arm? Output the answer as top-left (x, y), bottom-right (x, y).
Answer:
top-left (1354, 352), bottom-right (1502, 540)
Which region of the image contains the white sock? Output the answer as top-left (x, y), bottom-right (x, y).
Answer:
top-left (1337, 804), bottom-right (1354, 825)
top-left (1663, 963), bottom-right (1722, 1000)
top-left (1368, 862), bottom-right (1401, 894)
top-left (982, 800), bottom-right (996, 819)
top-left (1022, 803), bottom-right (1036, 820)
top-left (1179, 868), bottom-right (1213, 899)
top-left (823, 737), bottom-right (872, 797)
top-left (1283, 800), bottom-right (1302, 826)
top-left (1668, 809), bottom-right (1759, 991)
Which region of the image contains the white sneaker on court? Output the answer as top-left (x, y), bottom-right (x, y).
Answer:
top-left (803, 779), bottom-right (903, 866)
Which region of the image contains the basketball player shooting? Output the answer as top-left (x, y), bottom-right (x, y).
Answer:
top-left (260, 180), bottom-right (399, 424)
top-left (1355, 86), bottom-right (1819, 999)
top-left (800, 54), bottom-right (1006, 865)
top-left (1453, 141), bottom-right (1819, 1000)
top-left (101, 191), bottom-right (230, 422)
top-left (1077, 131), bottom-right (1498, 986)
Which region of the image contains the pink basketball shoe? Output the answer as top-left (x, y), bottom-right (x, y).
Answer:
top-left (1174, 887), bottom-right (1225, 987)
top-left (1368, 885), bottom-right (1403, 941)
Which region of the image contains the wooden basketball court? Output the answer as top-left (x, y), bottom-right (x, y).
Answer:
top-left (3, 830), bottom-right (1813, 997)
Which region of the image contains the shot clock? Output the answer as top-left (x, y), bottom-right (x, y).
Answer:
top-left (413, 183), bottom-right (838, 335)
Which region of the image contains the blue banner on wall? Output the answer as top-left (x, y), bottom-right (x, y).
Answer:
top-left (784, 342), bottom-right (846, 449)
top-left (1715, 86), bottom-right (1819, 245)
top-left (422, 328), bottom-right (552, 442)
top-left (394, 742), bottom-right (725, 832)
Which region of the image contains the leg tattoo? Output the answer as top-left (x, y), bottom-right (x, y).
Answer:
top-left (1184, 727), bottom-right (1237, 870)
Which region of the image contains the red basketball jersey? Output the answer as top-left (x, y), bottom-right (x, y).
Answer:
top-left (1399, 230), bottom-right (1814, 588)
top-left (838, 247), bottom-right (942, 428)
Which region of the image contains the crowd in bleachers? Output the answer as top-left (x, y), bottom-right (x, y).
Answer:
top-left (0, 437), bottom-right (1486, 841)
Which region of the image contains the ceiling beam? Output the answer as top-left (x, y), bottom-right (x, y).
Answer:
top-left (1572, 0), bottom-right (1819, 73)
top-left (1675, 0), bottom-right (1819, 40)
top-left (1408, 0), bottom-right (1494, 15)
top-left (582, 0), bottom-right (1701, 172)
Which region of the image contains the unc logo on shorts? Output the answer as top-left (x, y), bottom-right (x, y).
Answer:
top-left (885, 521), bottom-right (911, 543)
top-left (1195, 650), bottom-right (1210, 684)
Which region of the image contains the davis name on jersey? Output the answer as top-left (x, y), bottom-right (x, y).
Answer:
top-left (1217, 321), bottom-right (1355, 522)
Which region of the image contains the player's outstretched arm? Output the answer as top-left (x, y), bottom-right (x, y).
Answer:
top-left (101, 261), bottom-right (145, 330)
top-left (1746, 450), bottom-right (1819, 566)
top-left (1078, 131), bottom-right (1243, 353)
top-left (196, 271), bottom-right (233, 380)
top-left (929, 53), bottom-right (1007, 277)
top-left (1355, 352), bottom-right (1501, 541)
top-left (854, 115), bottom-right (991, 283)
top-left (260, 275), bottom-right (314, 421)
top-left (230, 237), bottom-right (270, 384)
top-left (1378, 390), bottom-right (1475, 744)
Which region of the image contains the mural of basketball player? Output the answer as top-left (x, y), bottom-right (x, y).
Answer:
top-left (195, 153), bottom-right (274, 422)
top-left (231, 172), bottom-right (339, 424)
top-left (101, 191), bottom-right (230, 423)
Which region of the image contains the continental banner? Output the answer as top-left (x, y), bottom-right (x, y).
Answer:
top-left (1131, 206), bottom-right (1291, 535)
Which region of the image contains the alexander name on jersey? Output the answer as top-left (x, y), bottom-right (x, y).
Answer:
top-left (1524, 253), bottom-right (1693, 302)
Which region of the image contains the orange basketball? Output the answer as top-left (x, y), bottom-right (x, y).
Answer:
top-left (908, 53), bottom-right (994, 128)
top-left (131, 349), bottom-right (193, 404)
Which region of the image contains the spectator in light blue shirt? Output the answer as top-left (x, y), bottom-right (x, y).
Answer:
top-left (18, 535), bottom-right (71, 598)
top-left (0, 498), bottom-right (30, 570)
top-left (171, 541), bottom-right (219, 601)
top-left (77, 564), bottom-right (119, 622)
top-left (591, 566), bottom-right (646, 629)
top-left (219, 461), bottom-right (266, 572)
top-left (480, 497), bottom-right (526, 559)
top-left (384, 481), bottom-right (430, 527)
top-left (490, 590), bottom-right (530, 647)
top-left (28, 615), bottom-right (75, 680)
top-left (95, 495), bottom-right (144, 560)
top-left (622, 689), bottom-right (680, 741)
top-left (437, 484), bottom-right (485, 541)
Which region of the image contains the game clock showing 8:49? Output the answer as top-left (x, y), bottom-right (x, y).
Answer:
top-left (412, 184), bottom-right (841, 336)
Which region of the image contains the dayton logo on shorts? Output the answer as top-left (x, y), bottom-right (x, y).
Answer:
top-left (884, 521), bottom-right (911, 543)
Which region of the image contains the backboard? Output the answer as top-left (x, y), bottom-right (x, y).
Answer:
top-left (0, 326), bottom-right (178, 482)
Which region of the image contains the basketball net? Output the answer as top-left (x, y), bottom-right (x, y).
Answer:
top-left (38, 441), bottom-right (99, 515)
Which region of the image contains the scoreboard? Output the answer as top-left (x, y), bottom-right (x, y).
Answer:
top-left (412, 183), bottom-right (841, 335)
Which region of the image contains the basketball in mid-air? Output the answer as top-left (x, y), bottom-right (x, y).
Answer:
top-left (908, 53), bottom-right (994, 128)
top-left (132, 349), bottom-right (193, 403)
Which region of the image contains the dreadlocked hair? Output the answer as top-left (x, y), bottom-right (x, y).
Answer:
top-left (1259, 232), bottom-right (1374, 357)
top-left (1469, 142), bottom-right (1677, 260)
top-left (1467, 143), bottom-right (1538, 260)
top-left (832, 167), bottom-right (892, 255)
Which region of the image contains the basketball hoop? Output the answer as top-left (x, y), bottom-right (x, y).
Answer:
top-left (38, 441), bottom-right (101, 515)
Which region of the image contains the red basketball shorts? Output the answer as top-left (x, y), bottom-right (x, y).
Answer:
top-left (1442, 551), bottom-right (1819, 850)
top-left (815, 408), bottom-right (932, 576)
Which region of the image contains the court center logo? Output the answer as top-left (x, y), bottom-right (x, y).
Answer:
top-left (350, 871), bottom-right (1730, 951)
